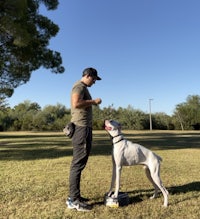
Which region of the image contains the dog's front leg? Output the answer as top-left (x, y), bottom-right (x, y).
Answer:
top-left (108, 155), bottom-right (116, 197)
top-left (112, 165), bottom-right (122, 198)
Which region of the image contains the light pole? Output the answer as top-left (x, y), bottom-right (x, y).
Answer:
top-left (149, 99), bottom-right (153, 130)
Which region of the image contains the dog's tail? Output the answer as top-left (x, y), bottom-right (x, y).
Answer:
top-left (155, 153), bottom-right (162, 162)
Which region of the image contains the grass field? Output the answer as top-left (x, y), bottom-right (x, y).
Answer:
top-left (0, 130), bottom-right (200, 219)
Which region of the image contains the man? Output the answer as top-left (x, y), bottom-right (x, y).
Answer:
top-left (66, 67), bottom-right (102, 211)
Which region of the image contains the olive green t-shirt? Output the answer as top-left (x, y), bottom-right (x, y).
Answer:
top-left (71, 81), bottom-right (92, 127)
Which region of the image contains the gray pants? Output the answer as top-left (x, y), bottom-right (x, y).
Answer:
top-left (69, 126), bottom-right (92, 201)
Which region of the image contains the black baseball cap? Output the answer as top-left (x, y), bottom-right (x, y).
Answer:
top-left (82, 67), bottom-right (102, 80)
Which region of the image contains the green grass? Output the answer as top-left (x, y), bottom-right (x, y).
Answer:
top-left (0, 130), bottom-right (200, 219)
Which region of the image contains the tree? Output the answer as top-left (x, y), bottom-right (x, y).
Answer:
top-left (0, 0), bottom-right (64, 99)
top-left (117, 105), bottom-right (147, 130)
top-left (153, 112), bottom-right (171, 130)
top-left (0, 106), bottom-right (13, 131)
top-left (173, 95), bottom-right (200, 130)
top-left (93, 105), bottom-right (104, 129)
top-left (33, 103), bottom-right (70, 131)
top-left (11, 100), bottom-right (41, 130)
top-left (0, 96), bottom-right (8, 109)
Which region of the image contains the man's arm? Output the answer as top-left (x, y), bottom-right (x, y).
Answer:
top-left (71, 93), bottom-right (102, 109)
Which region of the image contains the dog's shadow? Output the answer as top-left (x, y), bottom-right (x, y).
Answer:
top-left (168, 181), bottom-right (200, 194)
top-left (93, 181), bottom-right (200, 207)
top-left (127, 181), bottom-right (200, 205)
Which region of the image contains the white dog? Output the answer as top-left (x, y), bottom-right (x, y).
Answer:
top-left (104, 120), bottom-right (169, 207)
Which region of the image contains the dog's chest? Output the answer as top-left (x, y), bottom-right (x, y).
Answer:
top-left (113, 141), bottom-right (143, 166)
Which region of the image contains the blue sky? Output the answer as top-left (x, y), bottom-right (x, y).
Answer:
top-left (7, 0), bottom-right (200, 115)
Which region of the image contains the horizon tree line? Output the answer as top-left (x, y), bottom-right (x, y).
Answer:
top-left (0, 95), bottom-right (200, 131)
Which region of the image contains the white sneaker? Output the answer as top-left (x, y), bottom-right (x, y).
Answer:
top-left (66, 198), bottom-right (92, 211)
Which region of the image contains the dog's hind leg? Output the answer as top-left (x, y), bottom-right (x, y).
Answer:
top-left (148, 164), bottom-right (169, 207)
top-left (143, 166), bottom-right (159, 199)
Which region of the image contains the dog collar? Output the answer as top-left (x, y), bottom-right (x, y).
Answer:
top-left (112, 134), bottom-right (124, 144)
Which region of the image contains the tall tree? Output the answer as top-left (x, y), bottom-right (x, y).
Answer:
top-left (0, 0), bottom-right (64, 98)
top-left (173, 95), bottom-right (200, 130)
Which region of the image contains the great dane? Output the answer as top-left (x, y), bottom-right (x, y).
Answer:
top-left (104, 120), bottom-right (169, 207)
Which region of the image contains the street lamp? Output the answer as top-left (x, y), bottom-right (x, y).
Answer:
top-left (149, 99), bottom-right (153, 130)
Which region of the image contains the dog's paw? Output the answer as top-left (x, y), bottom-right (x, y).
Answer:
top-left (111, 194), bottom-right (118, 199)
top-left (150, 193), bottom-right (158, 199)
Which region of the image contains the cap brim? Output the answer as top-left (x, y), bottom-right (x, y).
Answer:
top-left (96, 76), bottom-right (101, 80)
